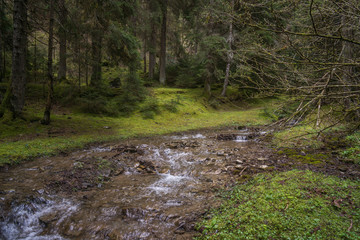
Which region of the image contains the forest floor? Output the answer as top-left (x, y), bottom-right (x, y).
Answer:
top-left (0, 86), bottom-right (359, 239)
top-left (0, 87), bottom-right (276, 166)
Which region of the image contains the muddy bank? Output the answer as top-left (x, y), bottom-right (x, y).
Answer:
top-left (0, 127), bottom-right (359, 239)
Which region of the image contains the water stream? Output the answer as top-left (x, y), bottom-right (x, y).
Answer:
top-left (0, 128), bottom-right (273, 239)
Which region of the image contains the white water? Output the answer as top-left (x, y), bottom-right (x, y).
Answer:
top-left (0, 198), bottom-right (77, 240)
top-left (234, 135), bottom-right (248, 142)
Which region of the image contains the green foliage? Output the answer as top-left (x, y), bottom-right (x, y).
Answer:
top-left (166, 56), bottom-right (206, 88)
top-left (197, 170), bottom-right (360, 240)
top-left (162, 98), bottom-right (180, 113)
top-left (140, 96), bottom-right (160, 119)
top-left (342, 131), bottom-right (360, 164)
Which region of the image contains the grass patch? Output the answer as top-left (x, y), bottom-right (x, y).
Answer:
top-left (0, 87), bottom-right (278, 166)
top-left (196, 170), bottom-right (360, 240)
top-left (341, 131), bottom-right (360, 164)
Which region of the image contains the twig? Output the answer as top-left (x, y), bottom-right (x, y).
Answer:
top-left (347, 219), bottom-right (353, 232)
top-left (240, 166), bottom-right (247, 175)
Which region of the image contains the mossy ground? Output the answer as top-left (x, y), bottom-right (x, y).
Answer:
top-left (0, 87), bottom-right (277, 166)
top-left (196, 170), bottom-right (360, 240)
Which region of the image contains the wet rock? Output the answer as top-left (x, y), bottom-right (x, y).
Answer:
top-left (113, 167), bottom-right (125, 176)
top-left (158, 166), bottom-right (170, 174)
top-left (37, 189), bottom-right (45, 195)
top-left (216, 134), bottom-right (237, 141)
top-left (165, 140), bottom-right (199, 149)
top-left (107, 229), bottom-right (122, 240)
top-left (39, 212), bottom-right (58, 225)
top-left (121, 208), bottom-right (146, 219)
top-left (63, 223), bottom-right (83, 237)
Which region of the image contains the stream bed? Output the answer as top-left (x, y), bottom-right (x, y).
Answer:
top-left (3, 126), bottom-right (352, 239)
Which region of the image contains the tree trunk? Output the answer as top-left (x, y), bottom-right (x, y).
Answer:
top-left (143, 32), bottom-right (147, 74)
top-left (149, 21), bottom-right (156, 79)
top-left (34, 32), bottom-right (37, 83)
top-left (85, 49), bottom-right (89, 86)
top-left (0, 0), bottom-right (3, 83)
top-left (58, 0), bottom-right (67, 82)
top-left (41, 0), bottom-right (54, 125)
top-left (7, 0), bottom-right (27, 117)
top-left (78, 40), bottom-right (81, 90)
top-left (221, 0), bottom-right (234, 97)
top-left (90, 31), bottom-right (102, 87)
top-left (159, 0), bottom-right (167, 85)
top-left (341, 11), bottom-right (359, 119)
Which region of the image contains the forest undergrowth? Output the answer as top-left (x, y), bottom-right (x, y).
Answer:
top-left (0, 85), bottom-right (274, 166)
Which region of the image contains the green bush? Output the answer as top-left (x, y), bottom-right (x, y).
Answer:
top-left (140, 97), bottom-right (160, 119)
top-left (162, 99), bottom-right (180, 113)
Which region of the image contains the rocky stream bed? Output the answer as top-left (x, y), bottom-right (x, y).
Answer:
top-left (0, 127), bottom-right (359, 239)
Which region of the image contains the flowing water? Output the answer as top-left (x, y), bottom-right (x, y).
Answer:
top-left (0, 128), bottom-right (274, 239)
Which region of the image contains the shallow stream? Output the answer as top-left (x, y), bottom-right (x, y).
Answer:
top-left (0, 128), bottom-right (274, 239)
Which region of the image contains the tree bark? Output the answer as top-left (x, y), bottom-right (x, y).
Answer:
top-left (34, 32), bottom-right (37, 83)
top-left (149, 21), bottom-right (156, 79)
top-left (8, 0), bottom-right (27, 117)
top-left (143, 32), bottom-right (147, 74)
top-left (78, 40), bottom-right (81, 90)
top-left (221, 0), bottom-right (234, 97)
top-left (159, 0), bottom-right (167, 85)
top-left (0, 0), bottom-right (3, 82)
top-left (58, 0), bottom-right (67, 82)
top-left (41, 0), bottom-right (55, 125)
top-left (90, 31), bottom-right (102, 87)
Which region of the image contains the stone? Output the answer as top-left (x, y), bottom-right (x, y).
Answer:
top-left (81, 182), bottom-right (91, 189)
top-left (113, 167), bottom-right (125, 176)
top-left (39, 212), bottom-right (58, 225)
top-left (257, 157), bottom-right (267, 161)
top-left (259, 165), bottom-right (268, 169)
top-left (217, 151), bottom-right (225, 156)
top-left (108, 230), bottom-right (122, 240)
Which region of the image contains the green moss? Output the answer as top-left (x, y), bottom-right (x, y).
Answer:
top-left (277, 149), bottom-right (328, 166)
top-left (196, 170), bottom-right (360, 240)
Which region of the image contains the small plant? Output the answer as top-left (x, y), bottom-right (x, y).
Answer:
top-left (73, 161), bottom-right (84, 169)
top-left (162, 99), bottom-right (180, 113)
top-left (140, 97), bottom-right (160, 119)
top-left (96, 158), bottom-right (111, 169)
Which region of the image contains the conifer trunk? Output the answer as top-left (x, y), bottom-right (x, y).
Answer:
top-left (58, 0), bottom-right (67, 82)
top-left (41, 0), bottom-right (54, 125)
top-left (90, 31), bottom-right (102, 87)
top-left (221, 0), bottom-right (234, 97)
top-left (159, 0), bottom-right (167, 85)
top-left (149, 22), bottom-right (156, 79)
top-left (8, 0), bottom-right (27, 117)
top-left (0, 0), bottom-right (3, 82)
